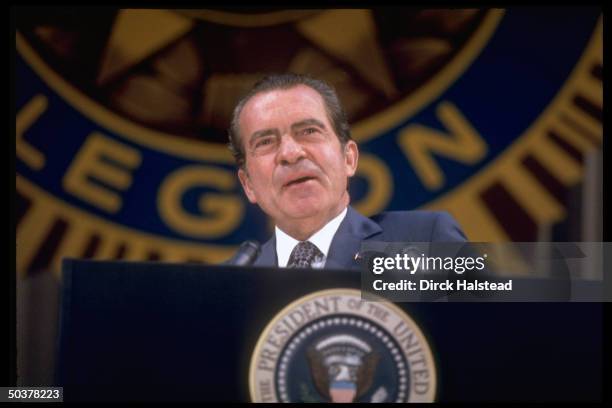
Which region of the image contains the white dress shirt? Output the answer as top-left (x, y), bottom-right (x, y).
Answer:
top-left (275, 207), bottom-right (348, 268)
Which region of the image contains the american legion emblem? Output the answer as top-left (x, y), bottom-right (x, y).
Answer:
top-left (16, 8), bottom-right (601, 277)
top-left (249, 289), bottom-right (436, 402)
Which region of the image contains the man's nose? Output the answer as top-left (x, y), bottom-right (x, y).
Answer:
top-left (277, 135), bottom-right (305, 165)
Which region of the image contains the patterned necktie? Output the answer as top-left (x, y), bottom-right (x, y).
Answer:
top-left (287, 241), bottom-right (324, 268)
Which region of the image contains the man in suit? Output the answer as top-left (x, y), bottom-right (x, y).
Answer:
top-left (228, 73), bottom-right (466, 269)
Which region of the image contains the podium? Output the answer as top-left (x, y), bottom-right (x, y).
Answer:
top-left (56, 259), bottom-right (602, 402)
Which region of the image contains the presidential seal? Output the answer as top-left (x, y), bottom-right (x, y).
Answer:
top-left (249, 289), bottom-right (436, 402)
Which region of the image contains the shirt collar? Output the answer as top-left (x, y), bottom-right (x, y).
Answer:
top-left (275, 207), bottom-right (348, 267)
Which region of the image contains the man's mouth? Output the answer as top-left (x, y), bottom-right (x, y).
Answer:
top-left (284, 176), bottom-right (316, 188)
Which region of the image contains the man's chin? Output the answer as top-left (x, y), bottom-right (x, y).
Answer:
top-left (281, 201), bottom-right (325, 220)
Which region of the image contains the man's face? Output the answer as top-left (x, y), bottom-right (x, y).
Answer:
top-left (237, 85), bottom-right (358, 230)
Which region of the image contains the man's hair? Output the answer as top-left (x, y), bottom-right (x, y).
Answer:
top-left (228, 73), bottom-right (352, 168)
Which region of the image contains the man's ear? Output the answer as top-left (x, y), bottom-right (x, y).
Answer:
top-left (344, 140), bottom-right (359, 177)
top-left (238, 167), bottom-right (258, 204)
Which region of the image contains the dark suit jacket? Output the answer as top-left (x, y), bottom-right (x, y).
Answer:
top-left (253, 206), bottom-right (466, 270)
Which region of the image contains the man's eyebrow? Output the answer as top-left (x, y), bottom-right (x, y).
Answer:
top-left (248, 128), bottom-right (279, 146)
top-left (291, 118), bottom-right (326, 132)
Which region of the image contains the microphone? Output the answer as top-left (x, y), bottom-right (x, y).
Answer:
top-left (228, 240), bottom-right (261, 266)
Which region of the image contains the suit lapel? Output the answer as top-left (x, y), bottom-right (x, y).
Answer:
top-left (253, 236), bottom-right (277, 267)
top-left (253, 207), bottom-right (382, 270)
top-left (326, 206), bottom-right (382, 270)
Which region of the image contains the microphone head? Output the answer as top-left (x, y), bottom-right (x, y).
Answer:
top-left (231, 240), bottom-right (261, 266)
top-left (241, 240), bottom-right (261, 252)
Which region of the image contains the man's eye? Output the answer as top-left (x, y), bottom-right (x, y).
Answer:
top-left (302, 128), bottom-right (318, 135)
top-left (255, 138), bottom-right (273, 147)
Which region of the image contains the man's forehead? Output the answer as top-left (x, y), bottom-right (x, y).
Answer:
top-left (240, 85), bottom-right (327, 126)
